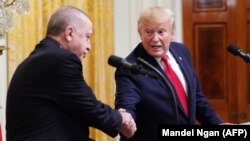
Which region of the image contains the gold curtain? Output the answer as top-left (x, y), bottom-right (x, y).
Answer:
top-left (7, 0), bottom-right (116, 141)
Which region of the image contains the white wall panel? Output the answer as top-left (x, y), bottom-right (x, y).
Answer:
top-left (0, 37), bottom-right (7, 141)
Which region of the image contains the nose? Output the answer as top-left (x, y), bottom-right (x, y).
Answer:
top-left (86, 44), bottom-right (91, 52)
top-left (152, 33), bottom-right (160, 42)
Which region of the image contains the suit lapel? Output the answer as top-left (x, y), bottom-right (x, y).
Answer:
top-left (137, 46), bottom-right (168, 89)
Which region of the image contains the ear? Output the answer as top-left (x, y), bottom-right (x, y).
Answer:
top-left (138, 29), bottom-right (143, 38)
top-left (65, 26), bottom-right (74, 41)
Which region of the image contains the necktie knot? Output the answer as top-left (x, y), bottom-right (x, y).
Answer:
top-left (161, 55), bottom-right (171, 73)
top-left (161, 55), bottom-right (169, 64)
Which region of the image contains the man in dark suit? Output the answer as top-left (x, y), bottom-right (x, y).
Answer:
top-left (114, 6), bottom-right (223, 141)
top-left (6, 6), bottom-right (136, 141)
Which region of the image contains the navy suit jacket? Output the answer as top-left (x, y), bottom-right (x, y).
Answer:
top-left (6, 37), bottom-right (122, 141)
top-left (115, 42), bottom-right (223, 141)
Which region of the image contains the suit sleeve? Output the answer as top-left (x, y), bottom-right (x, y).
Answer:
top-left (114, 67), bottom-right (142, 120)
top-left (53, 53), bottom-right (122, 137)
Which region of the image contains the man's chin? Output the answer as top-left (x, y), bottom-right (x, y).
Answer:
top-left (149, 52), bottom-right (165, 58)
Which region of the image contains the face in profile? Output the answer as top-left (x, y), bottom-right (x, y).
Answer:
top-left (67, 16), bottom-right (93, 60)
top-left (138, 19), bottom-right (174, 58)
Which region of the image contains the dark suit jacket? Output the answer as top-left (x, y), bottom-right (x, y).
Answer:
top-left (115, 42), bottom-right (223, 141)
top-left (6, 37), bottom-right (122, 141)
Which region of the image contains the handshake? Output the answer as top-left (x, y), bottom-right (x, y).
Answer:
top-left (118, 108), bottom-right (137, 139)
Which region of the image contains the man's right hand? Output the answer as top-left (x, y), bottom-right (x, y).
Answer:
top-left (118, 108), bottom-right (137, 138)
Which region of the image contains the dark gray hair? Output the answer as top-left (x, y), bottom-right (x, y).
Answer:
top-left (46, 6), bottom-right (89, 36)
